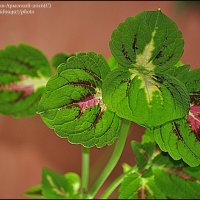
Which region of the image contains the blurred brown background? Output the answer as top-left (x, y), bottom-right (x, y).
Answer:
top-left (0, 1), bottom-right (199, 198)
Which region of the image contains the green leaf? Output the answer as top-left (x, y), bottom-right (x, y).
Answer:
top-left (178, 68), bottom-right (200, 93)
top-left (154, 167), bottom-right (200, 199)
top-left (119, 172), bottom-right (165, 199)
top-left (0, 44), bottom-right (52, 117)
top-left (51, 53), bottom-right (73, 69)
top-left (165, 64), bottom-right (190, 78)
top-left (42, 168), bottom-right (76, 199)
top-left (38, 52), bottom-right (121, 148)
top-left (110, 10), bottom-right (183, 72)
top-left (153, 116), bottom-right (200, 167)
top-left (141, 129), bottom-right (155, 144)
top-left (150, 66), bottom-right (200, 166)
top-left (175, 67), bottom-right (200, 110)
top-left (119, 140), bottom-right (200, 199)
top-left (119, 172), bottom-right (141, 199)
top-left (122, 163), bottom-right (132, 173)
top-left (131, 141), bottom-right (156, 170)
top-left (105, 10), bottom-right (189, 128)
top-left (25, 170), bottom-right (81, 199)
top-left (152, 75), bottom-right (200, 167)
top-left (107, 55), bottom-right (119, 71)
top-left (183, 166), bottom-right (200, 179)
top-left (119, 141), bottom-right (165, 199)
top-left (175, 60), bottom-right (184, 67)
top-left (24, 184), bottom-right (43, 199)
top-left (119, 173), bottom-right (141, 199)
top-left (102, 68), bottom-right (189, 128)
top-left (64, 172), bottom-right (80, 193)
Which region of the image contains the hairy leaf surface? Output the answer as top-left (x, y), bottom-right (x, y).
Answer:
top-left (38, 52), bottom-right (121, 148)
top-left (0, 44), bottom-right (51, 117)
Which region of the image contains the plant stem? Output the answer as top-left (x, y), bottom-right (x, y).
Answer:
top-left (100, 167), bottom-right (136, 199)
top-left (82, 147), bottom-right (90, 193)
top-left (100, 174), bottom-right (123, 199)
top-left (88, 120), bottom-right (131, 199)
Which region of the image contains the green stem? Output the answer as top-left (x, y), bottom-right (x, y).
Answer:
top-left (82, 147), bottom-right (90, 193)
top-left (100, 172), bottom-right (127, 199)
top-left (88, 120), bottom-right (131, 198)
top-left (100, 167), bottom-right (136, 199)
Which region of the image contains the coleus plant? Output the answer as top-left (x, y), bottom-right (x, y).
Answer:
top-left (0, 44), bottom-right (52, 117)
top-left (0, 10), bottom-right (199, 199)
top-left (38, 52), bottom-right (121, 147)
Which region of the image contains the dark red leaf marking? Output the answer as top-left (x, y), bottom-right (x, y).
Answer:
top-left (132, 34), bottom-right (138, 53)
top-left (121, 43), bottom-right (132, 62)
top-left (173, 122), bottom-right (183, 140)
top-left (155, 50), bottom-right (163, 59)
top-left (190, 92), bottom-right (200, 105)
top-left (0, 75), bottom-right (34, 96)
top-left (187, 105), bottom-right (200, 139)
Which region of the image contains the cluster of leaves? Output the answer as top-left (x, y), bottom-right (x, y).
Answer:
top-left (119, 131), bottom-right (200, 199)
top-left (36, 10), bottom-right (200, 167)
top-left (25, 168), bottom-right (81, 199)
top-left (0, 11), bottom-right (199, 165)
top-left (25, 131), bottom-right (200, 199)
top-left (0, 9), bottom-right (199, 199)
